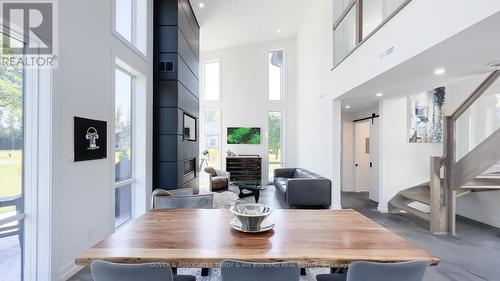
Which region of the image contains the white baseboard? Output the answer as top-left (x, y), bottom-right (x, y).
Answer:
top-left (356, 186), bottom-right (369, 192)
top-left (377, 201), bottom-right (389, 213)
top-left (342, 186), bottom-right (370, 192)
top-left (330, 204), bottom-right (342, 210)
top-left (59, 262), bottom-right (83, 281)
top-left (342, 186), bottom-right (355, 192)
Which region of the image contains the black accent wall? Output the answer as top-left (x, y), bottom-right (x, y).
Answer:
top-left (153, 0), bottom-right (200, 190)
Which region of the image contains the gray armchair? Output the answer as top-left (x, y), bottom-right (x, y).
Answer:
top-left (204, 167), bottom-right (230, 191)
top-left (151, 189), bottom-right (214, 209)
top-left (274, 168), bottom-right (331, 208)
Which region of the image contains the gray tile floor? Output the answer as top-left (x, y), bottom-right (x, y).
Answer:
top-left (70, 188), bottom-right (500, 281)
top-left (341, 192), bottom-right (500, 281)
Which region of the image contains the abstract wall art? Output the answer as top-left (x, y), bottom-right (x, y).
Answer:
top-left (408, 87), bottom-right (446, 143)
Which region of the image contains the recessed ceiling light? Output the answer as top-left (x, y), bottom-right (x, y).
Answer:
top-left (376, 93), bottom-right (383, 97)
top-left (434, 68), bottom-right (446, 75)
top-left (199, 2), bottom-right (204, 8)
top-left (276, 29), bottom-right (281, 33)
top-left (345, 105), bottom-right (351, 109)
top-left (211, 40), bottom-right (216, 44)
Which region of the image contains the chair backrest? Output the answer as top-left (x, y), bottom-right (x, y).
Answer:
top-left (347, 261), bottom-right (428, 281)
top-left (221, 260), bottom-right (300, 281)
top-left (153, 193), bottom-right (214, 209)
top-left (91, 260), bottom-right (174, 281)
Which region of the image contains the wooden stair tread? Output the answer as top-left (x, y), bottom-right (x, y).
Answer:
top-left (399, 190), bottom-right (430, 205)
top-left (476, 173), bottom-right (500, 179)
top-left (391, 202), bottom-right (430, 221)
top-left (457, 186), bottom-right (500, 191)
top-left (459, 177), bottom-right (500, 191)
top-left (390, 198), bottom-right (430, 221)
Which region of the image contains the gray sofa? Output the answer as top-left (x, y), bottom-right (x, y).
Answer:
top-left (274, 168), bottom-right (332, 208)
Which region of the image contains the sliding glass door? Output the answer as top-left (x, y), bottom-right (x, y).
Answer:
top-left (0, 37), bottom-right (25, 281)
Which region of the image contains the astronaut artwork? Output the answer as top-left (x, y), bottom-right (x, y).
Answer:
top-left (86, 127), bottom-right (99, 150)
top-left (74, 117), bottom-right (107, 161)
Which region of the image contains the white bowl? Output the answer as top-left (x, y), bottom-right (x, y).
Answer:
top-left (230, 203), bottom-right (272, 231)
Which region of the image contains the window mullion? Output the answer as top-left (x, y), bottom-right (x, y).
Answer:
top-left (356, 0), bottom-right (363, 44)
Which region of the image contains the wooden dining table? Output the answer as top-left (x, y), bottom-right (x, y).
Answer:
top-left (75, 209), bottom-right (439, 268)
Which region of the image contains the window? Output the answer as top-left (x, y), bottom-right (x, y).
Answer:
top-left (333, 0), bottom-right (411, 67)
top-left (114, 68), bottom-right (133, 228)
top-left (0, 36), bottom-right (24, 281)
top-left (114, 0), bottom-right (147, 54)
top-left (269, 50), bottom-right (284, 101)
top-left (203, 61), bottom-right (220, 101)
top-left (268, 112), bottom-right (284, 181)
top-left (203, 111), bottom-right (221, 169)
top-left (333, 3), bottom-right (357, 65)
top-left (362, 0), bottom-right (407, 39)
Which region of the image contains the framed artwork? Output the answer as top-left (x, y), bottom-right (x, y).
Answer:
top-left (74, 116), bottom-right (107, 161)
top-left (227, 127), bottom-right (261, 144)
top-left (408, 87), bottom-right (446, 143)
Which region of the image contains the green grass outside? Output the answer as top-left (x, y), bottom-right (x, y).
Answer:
top-left (0, 150), bottom-right (22, 213)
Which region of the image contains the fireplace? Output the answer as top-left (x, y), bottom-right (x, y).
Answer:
top-left (183, 158), bottom-right (197, 183)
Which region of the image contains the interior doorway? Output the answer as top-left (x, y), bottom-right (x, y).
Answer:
top-left (341, 108), bottom-right (380, 202)
top-left (354, 121), bottom-right (371, 192)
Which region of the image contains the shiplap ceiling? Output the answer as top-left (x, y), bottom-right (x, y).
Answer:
top-left (189, 0), bottom-right (312, 52)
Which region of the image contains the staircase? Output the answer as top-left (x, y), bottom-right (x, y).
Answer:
top-left (389, 168), bottom-right (500, 227)
top-left (389, 70), bottom-right (500, 235)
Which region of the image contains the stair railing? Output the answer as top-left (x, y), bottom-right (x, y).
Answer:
top-left (435, 70), bottom-right (500, 235)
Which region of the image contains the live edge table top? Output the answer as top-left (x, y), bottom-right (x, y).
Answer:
top-left (75, 209), bottom-right (439, 268)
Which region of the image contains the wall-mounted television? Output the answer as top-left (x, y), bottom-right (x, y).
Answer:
top-left (183, 113), bottom-right (197, 141)
top-left (227, 127), bottom-right (261, 144)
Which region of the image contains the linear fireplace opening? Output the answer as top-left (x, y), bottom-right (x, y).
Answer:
top-left (183, 158), bottom-right (197, 183)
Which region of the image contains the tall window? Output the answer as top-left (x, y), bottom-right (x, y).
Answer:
top-left (114, 68), bottom-right (133, 228)
top-left (115, 0), bottom-right (147, 54)
top-left (0, 37), bottom-right (24, 281)
top-left (269, 50), bottom-right (284, 101)
top-left (268, 112), bottom-right (283, 181)
top-left (203, 61), bottom-right (220, 101)
top-left (203, 111), bottom-right (221, 169)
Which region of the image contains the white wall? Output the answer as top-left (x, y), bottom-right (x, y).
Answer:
top-left (296, 0), bottom-right (342, 208)
top-left (200, 39), bottom-right (297, 185)
top-left (375, 75), bottom-right (500, 218)
top-left (296, 0), bottom-right (500, 211)
top-left (51, 0), bottom-right (153, 279)
top-left (445, 74), bottom-right (500, 228)
top-left (328, 0), bottom-right (500, 98)
top-left (341, 113), bottom-right (354, 191)
top-left (378, 98), bottom-right (443, 212)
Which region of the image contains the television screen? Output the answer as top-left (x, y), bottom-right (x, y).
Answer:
top-left (227, 127), bottom-right (261, 144)
top-left (183, 113), bottom-right (196, 141)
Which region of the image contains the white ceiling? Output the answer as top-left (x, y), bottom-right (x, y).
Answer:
top-left (189, 0), bottom-right (312, 51)
top-left (341, 11), bottom-right (500, 114)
